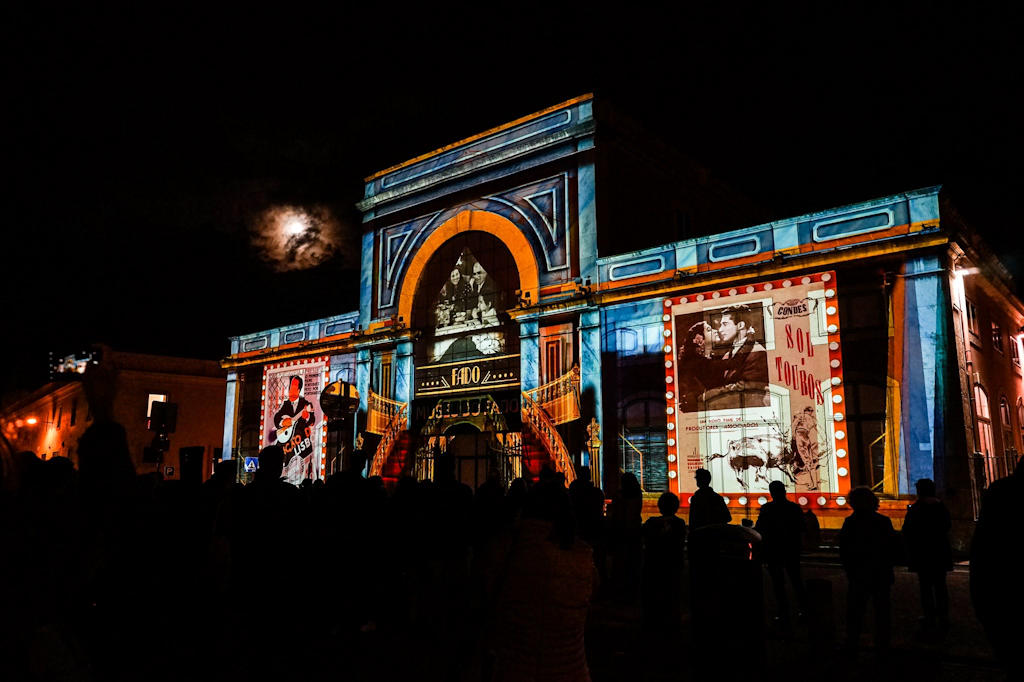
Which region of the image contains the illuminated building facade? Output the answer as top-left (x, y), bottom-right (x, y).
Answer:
top-left (221, 95), bottom-right (1023, 543)
top-left (1, 345), bottom-right (226, 480)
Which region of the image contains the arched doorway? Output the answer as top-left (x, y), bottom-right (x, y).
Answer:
top-left (406, 227), bottom-right (529, 486)
top-left (444, 422), bottom-right (490, 489)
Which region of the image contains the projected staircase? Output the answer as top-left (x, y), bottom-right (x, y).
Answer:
top-left (520, 365), bottom-right (581, 486)
top-left (367, 390), bottom-right (408, 481)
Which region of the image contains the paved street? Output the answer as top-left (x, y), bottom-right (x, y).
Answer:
top-left (585, 561), bottom-right (1004, 681)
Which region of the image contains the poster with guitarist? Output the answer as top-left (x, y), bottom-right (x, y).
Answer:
top-left (262, 359), bottom-right (327, 485)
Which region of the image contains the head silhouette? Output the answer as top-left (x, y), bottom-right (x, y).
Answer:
top-left (257, 445), bottom-right (284, 479)
top-left (435, 454), bottom-right (456, 482)
top-left (215, 458), bottom-right (237, 484)
top-left (694, 468), bottom-right (712, 489)
top-left (657, 491), bottom-right (680, 517)
top-left (77, 421), bottom-right (136, 496)
top-left (524, 479), bottom-right (576, 548)
top-left (769, 480), bottom-right (787, 501)
top-left (620, 472), bottom-right (642, 497)
top-left (848, 486), bottom-right (879, 514)
top-left (346, 451), bottom-right (367, 477)
top-left (915, 478), bottom-right (936, 498)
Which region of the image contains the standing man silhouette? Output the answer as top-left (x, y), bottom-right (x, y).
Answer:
top-left (689, 468), bottom-right (731, 529)
top-left (756, 480), bottom-right (807, 627)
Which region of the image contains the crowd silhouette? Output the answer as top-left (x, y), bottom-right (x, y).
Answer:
top-left (0, 424), bottom-right (1020, 680)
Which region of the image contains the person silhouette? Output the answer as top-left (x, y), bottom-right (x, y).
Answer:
top-left (802, 507), bottom-right (821, 551)
top-left (971, 457), bottom-right (1024, 676)
top-left (839, 487), bottom-right (898, 654)
top-left (641, 492), bottom-right (688, 630)
top-left (902, 478), bottom-right (952, 636)
top-left (569, 465), bottom-right (606, 577)
top-left (689, 468), bottom-right (731, 529)
top-left (608, 472), bottom-right (643, 602)
top-left (486, 479), bottom-right (595, 682)
top-left (756, 480), bottom-right (807, 628)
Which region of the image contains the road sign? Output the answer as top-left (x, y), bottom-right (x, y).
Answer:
top-left (164, 466), bottom-right (175, 478)
top-left (244, 457), bottom-right (258, 473)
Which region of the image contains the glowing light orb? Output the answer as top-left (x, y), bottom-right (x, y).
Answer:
top-left (284, 217), bottom-right (307, 236)
top-left (250, 204), bottom-right (348, 272)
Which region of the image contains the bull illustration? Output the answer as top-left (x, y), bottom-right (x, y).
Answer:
top-left (704, 408), bottom-right (824, 490)
top-left (706, 433), bottom-right (788, 488)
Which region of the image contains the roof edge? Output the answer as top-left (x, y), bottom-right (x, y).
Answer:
top-left (363, 94), bottom-right (594, 182)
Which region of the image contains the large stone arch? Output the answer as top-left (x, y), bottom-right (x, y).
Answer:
top-left (396, 210), bottom-right (540, 324)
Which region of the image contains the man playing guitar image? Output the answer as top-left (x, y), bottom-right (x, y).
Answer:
top-left (274, 375), bottom-right (317, 481)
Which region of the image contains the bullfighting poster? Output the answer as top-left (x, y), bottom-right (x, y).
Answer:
top-left (260, 357), bottom-right (329, 484)
top-left (665, 272), bottom-right (848, 496)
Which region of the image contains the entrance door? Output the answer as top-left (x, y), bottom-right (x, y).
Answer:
top-left (445, 422), bottom-right (489, 489)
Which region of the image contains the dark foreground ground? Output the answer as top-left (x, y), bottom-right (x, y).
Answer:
top-left (585, 560), bottom-right (1000, 682)
top-left (11, 554), bottom-right (999, 682)
top-left (305, 558), bottom-right (1000, 682)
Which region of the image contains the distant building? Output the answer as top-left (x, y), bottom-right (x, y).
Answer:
top-left (220, 94), bottom-right (1023, 546)
top-left (1, 345), bottom-right (226, 480)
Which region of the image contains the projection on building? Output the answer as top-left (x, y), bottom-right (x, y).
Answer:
top-left (665, 272), bottom-right (847, 495)
top-left (260, 357), bottom-right (329, 483)
top-left (414, 235), bottom-right (520, 399)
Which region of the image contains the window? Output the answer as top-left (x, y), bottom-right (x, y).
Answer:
top-left (620, 397), bottom-right (668, 493)
top-left (378, 356), bottom-right (392, 398)
top-left (57, 403), bottom-right (64, 430)
top-left (992, 322), bottom-right (1004, 354)
top-left (1017, 398), bottom-right (1024, 440)
top-left (1001, 396), bottom-right (1014, 453)
top-left (1013, 336), bottom-right (1021, 367)
top-left (974, 385), bottom-right (997, 483)
top-left (540, 322), bottom-right (574, 385)
top-left (966, 299), bottom-right (979, 336)
top-left (545, 340), bottom-right (562, 380)
top-left (147, 393), bottom-right (168, 417)
top-left (70, 399), bottom-right (77, 426)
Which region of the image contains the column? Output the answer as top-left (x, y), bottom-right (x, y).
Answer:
top-left (358, 230), bottom-right (375, 330)
top-left (395, 340), bottom-right (414, 406)
top-left (519, 318), bottom-right (540, 393)
top-left (579, 308), bottom-right (603, 485)
top-left (356, 348), bottom-right (371, 447)
top-left (899, 254), bottom-right (954, 494)
top-left (221, 371), bottom-right (239, 460)
top-left (577, 160), bottom-right (598, 286)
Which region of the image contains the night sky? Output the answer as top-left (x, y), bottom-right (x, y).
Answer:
top-left (6, 4), bottom-right (1022, 396)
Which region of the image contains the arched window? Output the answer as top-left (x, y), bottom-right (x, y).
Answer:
top-left (619, 395), bottom-right (668, 493)
top-left (1017, 398), bottom-right (1024, 441)
top-left (974, 385), bottom-right (996, 482)
top-left (1000, 396), bottom-right (1014, 453)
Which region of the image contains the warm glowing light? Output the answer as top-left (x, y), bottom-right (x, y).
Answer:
top-left (26, 417), bottom-right (38, 425)
top-left (250, 205), bottom-right (346, 272)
